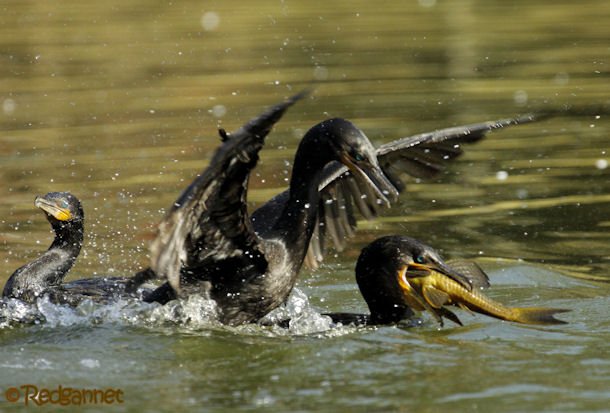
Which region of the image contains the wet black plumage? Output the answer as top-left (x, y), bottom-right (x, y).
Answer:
top-left (144, 93), bottom-right (398, 325)
top-left (3, 192), bottom-right (85, 302)
top-left (2, 192), bottom-right (145, 306)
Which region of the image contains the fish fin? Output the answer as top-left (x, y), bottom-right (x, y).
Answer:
top-left (408, 288), bottom-right (445, 326)
top-left (401, 290), bottom-right (426, 312)
top-left (432, 310), bottom-right (445, 327)
top-left (510, 307), bottom-right (570, 325)
top-left (422, 285), bottom-right (451, 309)
top-left (438, 307), bottom-right (463, 326)
top-left (421, 286), bottom-right (461, 326)
top-left (409, 289), bottom-right (432, 312)
top-left (457, 302), bottom-right (476, 315)
top-left (446, 259), bottom-right (490, 289)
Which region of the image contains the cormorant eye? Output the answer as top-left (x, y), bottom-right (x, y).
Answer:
top-left (414, 255), bottom-right (425, 264)
top-left (60, 200), bottom-right (69, 209)
top-left (352, 152), bottom-right (365, 162)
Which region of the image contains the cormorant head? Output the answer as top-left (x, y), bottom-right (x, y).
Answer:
top-left (355, 235), bottom-right (421, 324)
top-left (355, 235), bottom-right (479, 324)
top-left (35, 192), bottom-right (84, 230)
top-left (309, 118), bottom-right (399, 206)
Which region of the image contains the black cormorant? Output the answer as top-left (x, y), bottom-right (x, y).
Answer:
top-left (3, 192), bottom-right (84, 302)
top-left (144, 93), bottom-right (398, 324)
top-left (2, 192), bottom-right (146, 306)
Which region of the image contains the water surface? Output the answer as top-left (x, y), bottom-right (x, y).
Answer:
top-left (1, 1), bottom-right (609, 412)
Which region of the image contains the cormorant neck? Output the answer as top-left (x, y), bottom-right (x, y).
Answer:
top-left (49, 219), bottom-right (84, 253)
top-left (271, 130), bottom-right (335, 258)
top-left (289, 129), bottom-right (337, 197)
top-left (2, 219), bottom-right (84, 302)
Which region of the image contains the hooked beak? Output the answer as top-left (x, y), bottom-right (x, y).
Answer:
top-left (341, 154), bottom-right (399, 208)
top-left (35, 196), bottom-right (72, 221)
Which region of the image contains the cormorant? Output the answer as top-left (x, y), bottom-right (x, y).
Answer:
top-left (144, 93), bottom-right (398, 325)
top-left (326, 235), bottom-right (568, 326)
top-left (2, 192), bottom-right (146, 306)
top-left (3, 192), bottom-right (84, 302)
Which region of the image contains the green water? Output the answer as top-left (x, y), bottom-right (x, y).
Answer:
top-left (1, 0), bottom-right (609, 411)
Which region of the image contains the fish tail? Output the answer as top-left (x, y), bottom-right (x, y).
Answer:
top-left (509, 307), bottom-right (570, 325)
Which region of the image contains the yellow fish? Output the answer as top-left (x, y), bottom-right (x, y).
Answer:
top-left (397, 261), bottom-right (569, 327)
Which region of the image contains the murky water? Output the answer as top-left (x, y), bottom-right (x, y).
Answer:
top-left (1, 0), bottom-right (609, 411)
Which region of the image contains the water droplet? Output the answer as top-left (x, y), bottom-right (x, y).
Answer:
top-left (313, 66), bottom-right (328, 80)
top-left (513, 90), bottom-right (528, 106)
top-left (496, 170), bottom-right (509, 181)
top-left (2, 98), bottom-right (16, 114)
top-left (211, 104), bottom-right (226, 118)
top-left (553, 72), bottom-right (569, 85)
top-left (201, 11), bottom-right (220, 31)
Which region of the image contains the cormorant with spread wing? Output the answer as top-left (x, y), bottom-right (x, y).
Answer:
top-left (143, 92), bottom-right (398, 324)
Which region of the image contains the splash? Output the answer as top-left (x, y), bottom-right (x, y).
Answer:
top-left (0, 298), bottom-right (45, 328)
top-left (261, 288), bottom-right (341, 336)
top-left (1, 288), bottom-right (359, 338)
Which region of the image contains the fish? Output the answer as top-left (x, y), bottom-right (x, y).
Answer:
top-left (397, 262), bottom-right (569, 327)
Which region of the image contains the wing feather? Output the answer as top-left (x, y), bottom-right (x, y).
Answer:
top-left (150, 92), bottom-right (307, 292)
top-left (254, 114), bottom-right (539, 270)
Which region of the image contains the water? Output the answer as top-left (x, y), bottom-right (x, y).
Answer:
top-left (1, 0), bottom-right (609, 411)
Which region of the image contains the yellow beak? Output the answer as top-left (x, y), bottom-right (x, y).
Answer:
top-left (35, 197), bottom-right (72, 221)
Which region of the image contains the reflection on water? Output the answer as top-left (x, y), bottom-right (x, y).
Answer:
top-left (1, 0), bottom-right (609, 411)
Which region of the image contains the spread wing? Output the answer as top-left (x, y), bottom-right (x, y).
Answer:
top-left (149, 92), bottom-right (306, 293)
top-left (253, 115), bottom-right (538, 269)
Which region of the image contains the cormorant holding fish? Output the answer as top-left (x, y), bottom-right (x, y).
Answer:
top-left (325, 235), bottom-right (568, 326)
